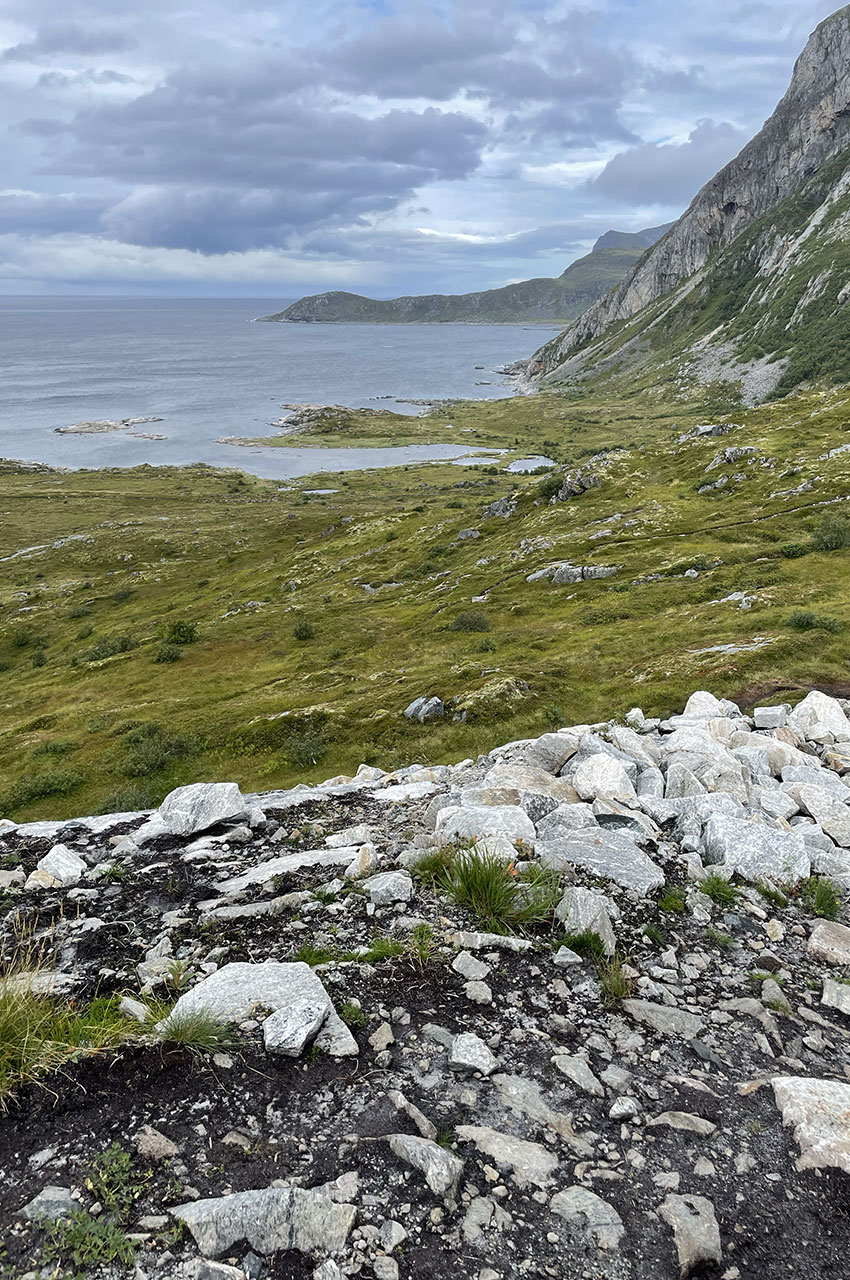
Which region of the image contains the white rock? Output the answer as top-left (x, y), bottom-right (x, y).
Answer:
top-left (449, 1032), bottom-right (497, 1076)
top-left (571, 753), bottom-right (637, 804)
top-left (539, 827), bottom-right (664, 895)
top-left (159, 783), bottom-right (247, 836)
top-left (555, 886), bottom-right (617, 956)
top-left (788, 691), bottom-right (850, 742)
top-left (19, 1185), bottom-right (78, 1221)
top-left (262, 999), bottom-right (329, 1057)
top-left (794, 784), bottom-right (850, 847)
top-left (386, 1134), bottom-right (464, 1197)
top-left (364, 870), bottom-right (413, 905)
top-left (31, 844), bottom-right (86, 889)
top-left (456, 1124), bottom-right (558, 1187)
top-left (157, 961), bottom-right (357, 1057)
top-left (701, 813), bottom-right (809, 883)
top-left (659, 1193), bottom-right (722, 1277)
top-left (772, 1076), bottom-right (850, 1173)
top-left (550, 1186), bottom-right (624, 1250)
top-left (552, 1053), bottom-right (604, 1097)
top-left (171, 1186), bottom-right (356, 1257)
top-left (808, 919), bottom-right (850, 966)
top-left (821, 977), bottom-right (850, 1016)
top-left (435, 804), bottom-right (535, 846)
top-left (452, 950), bottom-right (490, 981)
top-left (326, 824), bottom-right (372, 847)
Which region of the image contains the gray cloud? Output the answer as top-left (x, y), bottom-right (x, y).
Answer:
top-left (2, 23), bottom-right (138, 62)
top-left (0, 189), bottom-right (108, 234)
top-left (591, 120), bottom-right (749, 206)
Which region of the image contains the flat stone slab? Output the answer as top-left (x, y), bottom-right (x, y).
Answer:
top-left (171, 1186), bottom-right (356, 1257)
top-left (550, 1186), bottom-right (624, 1250)
top-left (622, 999), bottom-right (702, 1039)
top-left (538, 827), bottom-right (664, 894)
top-left (456, 1124), bottom-right (558, 1187)
top-left (435, 804), bottom-right (535, 846)
top-left (157, 961), bottom-right (357, 1058)
top-left (702, 813), bottom-right (810, 884)
top-left (772, 1076), bottom-right (850, 1174)
top-left (215, 847), bottom-right (360, 894)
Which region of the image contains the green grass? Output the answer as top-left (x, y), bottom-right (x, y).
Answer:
top-left (598, 954), bottom-right (635, 1008)
top-left (156, 1009), bottom-right (236, 1057)
top-left (42, 1210), bottom-right (137, 1270)
top-left (705, 926), bottom-right (735, 949)
top-left (433, 849), bottom-right (561, 934)
top-left (340, 1000), bottom-right (367, 1028)
top-left (560, 929), bottom-right (607, 961)
top-left (802, 875), bottom-right (842, 920)
top-left (700, 874), bottom-right (739, 908)
top-left (658, 884), bottom-right (687, 914)
top-left (3, 381), bottom-right (850, 819)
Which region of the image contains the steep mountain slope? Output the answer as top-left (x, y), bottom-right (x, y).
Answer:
top-left (258, 227), bottom-right (672, 325)
top-left (524, 6), bottom-right (850, 400)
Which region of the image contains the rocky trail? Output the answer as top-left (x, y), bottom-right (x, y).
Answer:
top-left (2, 689), bottom-right (850, 1279)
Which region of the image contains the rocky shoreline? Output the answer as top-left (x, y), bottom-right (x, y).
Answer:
top-left (2, 688), bottom-right (850, 1278)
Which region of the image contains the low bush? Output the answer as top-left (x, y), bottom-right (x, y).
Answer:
top-left (162, 620), bottom-right (198, 645)
top-left (786, 609), bottom-right (842, 633)
top-left (780, 543), bottom-right (809, 559)
top-left (449, 610), bottom-right (490, 633)
top-left (118, 722), bottom-right (196, 777)
top-left (0, 768), bottom-right (82, 813)
top-left (812, 512), bottom-right (850, 551)
top-left (153, 643), bottom-right (183, 663)
top-left (293, 619), bottom-right (316, 641)
top-left (86, 633), bottom-right (138, 663)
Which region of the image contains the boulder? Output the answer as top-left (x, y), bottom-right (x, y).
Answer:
top-left (364, 871), bottom-right (413, 905)
top-left (19, 1186), bottom-right (78, 1221)
top-left (622, 999), bottom-right (702, 1039)
top-left (262, 1000), bottom-right (329, 1057)
top-left (157, 961), bottom-right (357, 1058)
top-left (787, 690), bottom-right (850, 743)
top-left (171, 1186), bottom-right (355, 1257)
top-left (555, 887), bottom-right (617, 956)
top-left (449, 1032), bottom-right (497, 1076)
top-left (386, 1134), bottom-right (464, 1197)
top-left (28, 844), bottom-right (87, 889)
top-left (159, 783), bottom-right (247, 837)
top-left (456, 1124), bottom-right (557, 1187)
top-left (571, 753), bottom-right (637, 805)
top-left (538, 827), bottom-right (664, 895)
top-left (435, 804), bottom-right (535, 847)
top-left (808, 919), bottom-right (850, 966)
top-left (403, 696), bottom-right (445, 723)
top-left (701, 814), bottom-right (810, 883)
top-left (793, 784), bottom-right (850, 847)
top-left (772, 1076), bottom-right (850, 1173)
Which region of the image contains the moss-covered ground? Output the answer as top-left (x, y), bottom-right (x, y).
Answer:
top-left (1, 383), bottom-right (849, 821)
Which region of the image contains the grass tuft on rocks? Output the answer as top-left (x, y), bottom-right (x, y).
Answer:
top-left (156, 1009), bottom-right (236, 1057)
top-left (803, 875), bottom-right (842, 920)
top-left (700, 874), bottom-right (738, 908)
top-left (435, 849), bottom-right (560, 934)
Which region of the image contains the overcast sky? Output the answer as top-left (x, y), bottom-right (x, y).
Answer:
top-left (0, 0), bottom-right (841, 297)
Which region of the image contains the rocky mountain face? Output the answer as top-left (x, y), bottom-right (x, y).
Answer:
top-left (258, 227), bottom-right (672, 326)
top-left (4, 687), bottom-right (850, 1278)
top-left (524, 6), bottom-right (850, 401)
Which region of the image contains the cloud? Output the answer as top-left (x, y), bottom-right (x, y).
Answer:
top-left (0, 189), bottom-right (108, 235)
top-left (590, 120), bottom-right (749, 206)
top-left (36, 69), bottom-right (136, 89)
top-left (2, 23), bottom-right (138, 62)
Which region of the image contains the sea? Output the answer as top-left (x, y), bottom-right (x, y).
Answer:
top-left (0, 297), bottom-right (558, 481)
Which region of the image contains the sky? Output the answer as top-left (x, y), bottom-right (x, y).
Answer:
top-left (0, 0), bottom-right (842, 297)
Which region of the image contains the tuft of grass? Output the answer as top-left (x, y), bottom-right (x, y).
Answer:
top-left (658, 884), bottom-right (687, 914)
top-left (642, 923), bottom-right (666, 947)
top-left (436, 849), bottom-right (560, 934)
top-left (803, 875), bottom-right (842, 920)
top-left (362, 934), bottom-right (406, 962)
top-left (598, 954), bottom-right (634, 1007)
top-left (412, 845), bottom-right (457, 887)
top-left (0, 986), bottom-right (135, 1106)
top-left (754, 879), bottom-right (788, 908)
top-left (813, 512), bottom-right (850, 551)
top-left (156, 1009), bottom-right (236, 1057)
top-left (294, 942), bottom-right (335, 966)
top-left (409, 922), bottom-right (438, 968)
top-left (561, 929), bottom-right (607, 962)
top-left (700, 873), bottom-right (738, 908)
top-left (705, 925), bottom-right (735, 949)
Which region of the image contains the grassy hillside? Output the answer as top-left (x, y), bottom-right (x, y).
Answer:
top-left (262, 247), bottom-right (653, 325)
top-left (2, 381), bottom-right (850, 821)
top-left (532, 148), bottom-right (850, 402)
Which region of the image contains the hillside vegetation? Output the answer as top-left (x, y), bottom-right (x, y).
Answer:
top-left (2, 381), bottom-right (850, 821)
top-left (260, 228), bottom-right (672, 325)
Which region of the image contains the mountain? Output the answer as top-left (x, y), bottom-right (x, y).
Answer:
top-left (523, 6), bottom-right (850, 403)
top-left (257, 225), bottom-right (673, 325)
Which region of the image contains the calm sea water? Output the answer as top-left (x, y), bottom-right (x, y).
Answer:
top-left (0, 298), bottom-right (556, 479)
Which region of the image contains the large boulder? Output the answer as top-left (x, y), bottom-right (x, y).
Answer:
top-left (435, 805), bottom-right (535, 847)
top-left (538, 827), bottom-right (664, 895)
top-left (787, 690), bottom-right (850, 743)
top-left (157, 961), bottom-right (357, 1057)
top-left (26, 844), bottom-right (87, 890)
top-left (159, 783), bottom-right (247, 837)
top-left (701, 814), bottom-right (810, 883)
top-left (571, 754), bottom-right (637, 805)
top-left (772, 1076), bottom-right (850, 1174)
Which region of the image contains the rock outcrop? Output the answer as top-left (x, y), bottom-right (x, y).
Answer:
top-left (3, 687), bottom-right (850, 1278)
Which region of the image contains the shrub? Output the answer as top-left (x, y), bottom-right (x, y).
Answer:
top-left (449, 610), bottom-right (490, 633)
top-left (42, 1211), bottom-right (137, 1269)
top-left (30, 650), bottom-right (46, 668)
top-left (154, 643), bottom-right (183, 663)
top-left (293, 619), bottom-right (316, 641)
top-left (86, 633), bottom-right (138, 663)
top-left (97, 784), bottom-right (157, 814)
top-left (162, 620), bottom-right (198, 645)
top-left (780, 543), bottom-right (809, 559)
top-left (786, 609), bottom-right (842, 633)
top-left (812, 512), bottom-right (850, 551)
top-left (537, 474), bottom-right (563, 500)
top-left (285, 727), bottom-right (327, 767)
top-left (0, 769), bottom-right (82, 813)
top-left (118, 723), bottom-right (195, 777)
